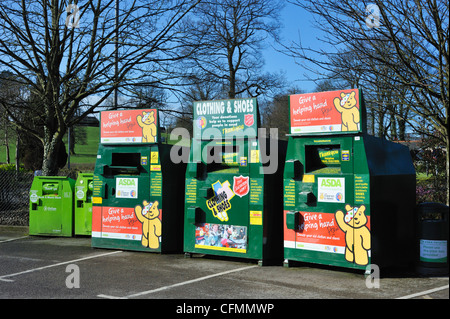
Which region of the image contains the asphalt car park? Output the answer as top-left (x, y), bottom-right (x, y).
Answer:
top-left (1, 226), bottom-right (448, 304)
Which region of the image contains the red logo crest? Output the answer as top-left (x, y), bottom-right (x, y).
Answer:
top-left (244, 114), bottom-right (254, 127)
top-left (233, 175), bottom-right (249, 197)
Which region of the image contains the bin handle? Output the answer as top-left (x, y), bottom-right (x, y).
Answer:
top-left (103, 183), bottom-right (108, 199)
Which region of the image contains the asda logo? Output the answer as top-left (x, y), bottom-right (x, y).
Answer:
top-left (116, 177), bottom-right (138, 199)
top-left (320, 178), bottom-right (342, 187)
top-left (118, 178), bottom-right (136, 186)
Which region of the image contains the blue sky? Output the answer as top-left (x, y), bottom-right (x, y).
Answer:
top-left (88, 2), bottom-right (326, 113)
top-left (262, 2), bottom-right (325, 93)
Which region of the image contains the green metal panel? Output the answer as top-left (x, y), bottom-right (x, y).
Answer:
top-left (92, 144), bottom-right (162, 252)
top-left (283, 134), bottom-right (416, 271)
top-left (283, 89), bottom-right (416, 272)
top-left (184, 98), bottom-right (286, 265)
top-left (361, 134), bottom-right (416, 269)
top-left (184, 139), bottom-right (259, 259)
top-left (29, 176), bottom-right (75, 237)
top-left (283, 135), bottom-right (369, 270)
top-left (91, 109), bottom-right (187, 253)
top-left (74, 173), bottom-right (94, 235)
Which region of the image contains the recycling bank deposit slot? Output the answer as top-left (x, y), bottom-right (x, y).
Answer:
top-left (184, 97), bottom-right (286, 265)
top-left (284, 89), bottom-right (416, 272)
top-left (92, 109), bottom-right (187, 252)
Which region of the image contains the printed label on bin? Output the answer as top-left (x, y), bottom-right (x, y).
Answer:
top-left (284, 205), bottom-right (371, 266)
top-left (420, 239), bottom-right (448, 263)
top-left (76, 190), bottom-right (85, 199)
top-left (92, 206), bottom-right (141, 240)
top-left (290, 89), bottom-right (363, 134)
top-left (195, 223), bottom-right (247, 253)
top-left (76, 186), bottom-right (86, 199)
top-left (30, 190), bottom-right (39, 203)
top-left (318, 177), bottom-right (345, 203)
top-left (193, 98), bottom-right (258, 139)
top-left (284, 211), bottom-right (345, 253)
top-left (100, 109), bottom-right (158, 144)
top-left (116, 177), bottom-right (138, 199)
top-left (206, 180), bottom-right (235, 222)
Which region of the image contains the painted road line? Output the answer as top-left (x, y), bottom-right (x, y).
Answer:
top-left (396, 284), bottom-right (449, 299)
top-left (0, 250), bottom-right (122, 282)
top-left (0, 236), bottom-right (29, 243)
top-left (98, 264), bottom-right (259, 299)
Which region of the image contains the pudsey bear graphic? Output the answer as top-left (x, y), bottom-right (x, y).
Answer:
top-left (335, 204), bottom-right (371, 265)
top-left (333, 91), bottom-right (360, 132)
top-left (137, 111), bottom-right (157, 143)
top-left (135, 200), bottom-right (161, 249)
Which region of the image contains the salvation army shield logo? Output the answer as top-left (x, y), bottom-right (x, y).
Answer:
top-left (233, 175), bottom-right (249, 197)
top-left (244, 114), bottom-right (254, 127)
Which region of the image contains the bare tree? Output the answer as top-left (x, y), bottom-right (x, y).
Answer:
top-left (284, 0), bottom-right (449, 204)
top-left (261, 86), bottom-right (304, 139)
top-left (0, 0), bottom-right (200, 175)
top-left (182, 0), bottom-right (285, 99)
top-left (174, 79), bottom-right (226, 136)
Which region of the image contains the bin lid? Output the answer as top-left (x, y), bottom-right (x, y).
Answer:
top-left (35, 176), bottom-right (71, 180)
top-left (76, 173), bottom-right (94, 179)
top-left (417, 202), bottom-right (449, 220)
top-left (417, 202), bottom-right (449, 213)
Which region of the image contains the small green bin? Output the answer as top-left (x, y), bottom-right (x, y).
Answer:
top-left (29, 176), bottom-right (75, 237)
top-left (74, 173), bottom-right (94, 235)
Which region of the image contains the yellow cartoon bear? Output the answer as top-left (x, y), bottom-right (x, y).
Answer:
top-left (333, 91), bottom-right (360, 131)
top-left (135, 200), bottom-right (161, 249)
top-left (335, 204), bottom-right (371, 265)
top-left (137, 111), bottom-right (157, 143)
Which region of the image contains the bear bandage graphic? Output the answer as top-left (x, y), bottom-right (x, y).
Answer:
top-left (335, 204), bottom-right (371, 265)
top-left (135, 200), bottom-right (161, 249)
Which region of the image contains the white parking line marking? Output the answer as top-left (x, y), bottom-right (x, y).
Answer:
top-left (0, 236), bottom-right (29, 243)
top-left (396, 284), bottom-right (449, 299)
top-left (98, 264), bottom-right (258, 299)
top-left (0, 250), bottom-right (122, 282)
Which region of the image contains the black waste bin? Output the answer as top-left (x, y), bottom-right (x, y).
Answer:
top-left (416, 202), bottom-right (449, 276)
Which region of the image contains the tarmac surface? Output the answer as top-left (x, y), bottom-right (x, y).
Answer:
top-left (1, 226), bottom-right (448, 308)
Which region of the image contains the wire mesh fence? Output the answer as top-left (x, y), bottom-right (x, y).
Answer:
top-left (0, 170), bottom-right (35, 226)
top-left (0, 168), bottom-right (88, 226)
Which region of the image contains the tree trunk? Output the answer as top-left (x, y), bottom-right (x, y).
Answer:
top-left (41, 130), bottom-right (67, 176)
top-left (4, 126), bottom-right (10, 164)
top-left (397, 117), bottom-right (406, 141)
top-left (69, 127), bottom-right (76, 155)
top-left (377, 109), bottom-right (385, 138)
top-left (15, 128), bottom-right (20, 172)
top-left (228, 67), bottom-right (236, 99)
top-left (446, 134), bottom-right (449, 206)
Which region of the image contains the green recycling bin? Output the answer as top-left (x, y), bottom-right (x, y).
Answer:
top-left (283, 89), bottom-right (416, 272)
top-left (91, 108), bottom-right (187, 253)
top-left (184, 98), bottom-right (286, 265)
top-left (74, 173), bottom-right (94, 235)
top-left (29, 176), bottom-right (75, 237)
